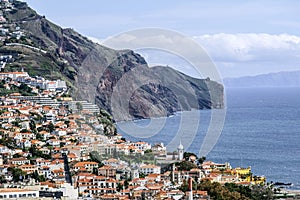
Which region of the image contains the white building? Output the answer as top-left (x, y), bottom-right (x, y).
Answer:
top-left (177, 141), bottom-right (184, 161)
top-left (45, 80), bottom-right (67, 91)
top-left (139, 164), bottom-right (161, 175)
top-left (132, 141), bottom-right (151, 151)
top-left (0, 71), bottom-right (29, 80)
top-left (0, 188), bottom-right (39, 199)
top-left (10, 157), bottom-right (30, 165)
top-left (0, 145), bottom-right (10, 154)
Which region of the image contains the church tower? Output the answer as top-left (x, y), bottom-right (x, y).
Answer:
top-left (177, 141), bottom-right (184, 160)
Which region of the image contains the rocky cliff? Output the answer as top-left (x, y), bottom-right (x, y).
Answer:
top-left (1, 1), bottom-right (224, 121)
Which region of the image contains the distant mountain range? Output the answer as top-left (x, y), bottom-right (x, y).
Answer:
top-left (224, 71), bottom-right (300, 88)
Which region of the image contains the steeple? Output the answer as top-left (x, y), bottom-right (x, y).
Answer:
top-left (177, 140), bottom-right (184, 160)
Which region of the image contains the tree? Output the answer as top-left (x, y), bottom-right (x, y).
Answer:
top-left (250, 185), bottom-right (274, 200)
top-left (11, 119), bottom-right (21, 127)
top-left (64, 120), bottom-right (70, 127)
top-left (47, 122), bottom-right (55, 133)
top-left (31, 171), bottom-right (46, 182)
top-left (0, 175), bottom-right (6, 183)
top-left (89, 151), bottom-right (104, 167)
top-left (13, 154), bottom-right (22, 158)
top-left (183, 152), bottom-right (197, 161)
top-left (19, 83), bottom-right (33, 95)
top-left (198, 156), bottom-right (206, 164)
top-left (196, 179), bottom-right (274, 200)
top-left (69, 138), bottom-right (78, 143)
top-left (28, 145), bottom-right (51, 159)
top-left (176, 161), bottom-right (198, 171)
top-left (36, 132), bottom-right (44, 141)
top-left (144, 149), bottom-right (152, 154)
top-left (92, 167), bottom-right (99, 175)
top-left (139, 172), bottom-right (146, 178)
top-left (8, 167), bottom-right (26, 182)
top-left (76, 102), bottom-right (83, 113)
top-left (124, 180), bottom-right (129, 189)
top-left (31, 112), bottom-right (43, 123)
top-left (179, 179), bottom-right (189, 192)
top-left (29, 120), bottom-right (36, 132)
top-left (20, 129), bottom-right (30, 133)
top-left (117, 182), bottom-right (123, 191)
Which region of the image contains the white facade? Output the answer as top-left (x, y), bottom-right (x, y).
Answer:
top-left (45, 80), bottom-right (67, 91)
top-left (0, 145), bottom-right (10, 154)
top-left (0, 71), bottom-right (29, 80)
top-left (177, 142), bottom-right (184, 161)
top-left (0, 188), bottom-right (39, 199)
top-left (139, 164), bottom-right (161, 175)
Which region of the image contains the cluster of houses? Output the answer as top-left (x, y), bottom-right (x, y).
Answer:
top-left (0, 0), bottom-right (25, 42)
top-left (0, 0), bottom-right (272, 199)
top-left (0, 0), bottom-right (48, 72)
top-left (0, 70), bottom-right (267, 199)
top-left (0, 70), bottom-right (67, 92)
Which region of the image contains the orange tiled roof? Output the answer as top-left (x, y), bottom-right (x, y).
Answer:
top-left (73, 161), bottom-right (98, 167)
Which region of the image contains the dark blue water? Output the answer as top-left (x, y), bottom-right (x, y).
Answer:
top-left (117, 87), bottom-right (300, 189)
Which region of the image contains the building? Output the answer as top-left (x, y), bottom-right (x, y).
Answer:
top-left (0, 71), bottom-right (29, 80)
top-left (98, 165), bottom-right (116, 178)
top-left (139, 164), bottom-right (161, 175)
top-left (73, 161), bottom-right (99, 173)
top-left (10, 157), bottom-right (30, 165)
top-left (75, 174), bottom-right (117, 197)
top-left (68, 101), bottom-right (100, 113)
top-left (0, 188), bottom-right (39, 199)
top-left (177, 141), bottom-right (184, 161)
top-left (45, 80), bottom-right (67, 91)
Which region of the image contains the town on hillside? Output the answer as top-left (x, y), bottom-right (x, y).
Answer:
top-left (0, 69), bottom-right (279, 200)
top-left (0, 0), bottom-right (295, 199)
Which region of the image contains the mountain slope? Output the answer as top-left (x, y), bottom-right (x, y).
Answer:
top-left (1, 1), bottom-right (224, 121)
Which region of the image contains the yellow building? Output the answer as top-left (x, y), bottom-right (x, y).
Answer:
top-left (250, 176), bottom-right (266, 185)
top-left (231, 167), bottom-right (266, 185)
top-left (233, 167), bottom-right (251, 176)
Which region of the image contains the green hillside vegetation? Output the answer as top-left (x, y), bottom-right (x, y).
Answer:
top-left (0, 80), bottom-right (35, 96)
top-left (180, 179), bottom-right (274, 200)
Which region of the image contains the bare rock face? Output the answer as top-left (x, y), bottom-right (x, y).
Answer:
top-left (3, 1), bottom-right (224, 121)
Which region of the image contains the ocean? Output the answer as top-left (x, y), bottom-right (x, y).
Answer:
top-left (117, 87), bottom-right (300, 189)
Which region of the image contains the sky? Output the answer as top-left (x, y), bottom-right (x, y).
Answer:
top-left (24, 0), bottom-right (300, 78)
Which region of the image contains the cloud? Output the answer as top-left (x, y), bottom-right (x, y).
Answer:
top-left (191, 33), bottom-right (300, 78)
top-left (194, 33), bottom-right (300, 63)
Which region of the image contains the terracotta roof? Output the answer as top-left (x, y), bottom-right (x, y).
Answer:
top-left (73, 161), bottom-right (98, 167)
top-left (140, 164), bottom-right (160, 169)
top-left (0, 188), bottom-right (35, 193)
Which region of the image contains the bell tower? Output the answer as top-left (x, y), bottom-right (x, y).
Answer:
top-left (177, 141), bottom-right (184, 160)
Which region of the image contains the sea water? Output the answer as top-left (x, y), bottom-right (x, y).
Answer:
top-left (117, 87), bottom-right (300, 189)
